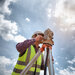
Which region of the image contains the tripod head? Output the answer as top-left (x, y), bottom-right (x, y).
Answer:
top-left (43, 28), bottom-right (54, 46)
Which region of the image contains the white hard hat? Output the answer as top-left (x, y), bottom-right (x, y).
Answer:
top-left (32, 31), bottom-right (44, 38)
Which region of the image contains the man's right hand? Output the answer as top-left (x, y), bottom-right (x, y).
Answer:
top-left (35, 35), bottom-right (44, 43)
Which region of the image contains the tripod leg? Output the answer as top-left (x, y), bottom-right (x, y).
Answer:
top-left (44, 48), bottom-right (47, 65)
top-left (48, 49), bottom-right (54, 75)
top-left (53, 64), bottom-right (55, 75)
top-left (52, 60), bottom-right (55, 75)
top-left (47, 54), bottom-right (51, 75)
top-left (44, 48), bottom-right (49, 75)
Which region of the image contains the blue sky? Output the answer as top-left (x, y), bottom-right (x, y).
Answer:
top-left (0, 0), bottom-right (75, 75)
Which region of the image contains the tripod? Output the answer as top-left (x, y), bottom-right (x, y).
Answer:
top-left (44, 44), bottom-right (55, 75)
top-left (20, 44), bottom-right (55, 75)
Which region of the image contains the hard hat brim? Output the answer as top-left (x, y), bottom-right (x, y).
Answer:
top-left (32, 33), bottom-right (44, 38)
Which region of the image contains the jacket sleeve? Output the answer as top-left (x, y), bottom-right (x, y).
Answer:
top-left (16, 39), bottom-right (36, 54)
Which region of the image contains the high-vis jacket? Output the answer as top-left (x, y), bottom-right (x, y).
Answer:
top-left (12, 45), bottom-right (42, 75)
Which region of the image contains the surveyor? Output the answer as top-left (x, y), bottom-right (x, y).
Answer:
top-left (12, 31), bottom-right (45, 75)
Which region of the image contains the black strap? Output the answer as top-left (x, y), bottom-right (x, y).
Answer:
top-left (34, 61), bottom-right (37, 75)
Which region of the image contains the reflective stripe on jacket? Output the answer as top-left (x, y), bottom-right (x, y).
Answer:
top-left (12, 45), bottom-right (42, 75)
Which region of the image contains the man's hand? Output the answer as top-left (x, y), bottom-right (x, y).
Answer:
top-left (35, 35), bottom-right (44, 43)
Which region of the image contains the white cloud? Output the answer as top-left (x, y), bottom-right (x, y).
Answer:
top-left (0, 14), bottom-right (26, 42)
top-left (25, 18), bottom-right (30, 22)
top-left (68, 66), bottom-right (75, 71)
top-left (56, 65), bottom-right (75, 75)
top-left (0, 56), bottom-right (16, 75)
top-left (0, 0), bottom-right (16, 14)
top-left (0, 56), bottom-right (16, 65)
top-left (55, 61), bottom-right (59, 65)
top-left (54, 0), bottom-right (75, 31)
top-left (67, 58), bottom-right (75, 64)
top-left (0, 0), bottom-right (26, 43)
top-left (70, 24), bottom-right (75, 31)
top-left (58, 67), bottom-right (75, 75)
top-left (56, 67), bottom-right (59, 71)
top-left (14, 35), bottom-right (26, 43)
top-left (47, 8), bottom-right (52, 18)
top-left (56, 57), bottom-right (75, 75)
top-left (0, 14), bottom-right (17, 41)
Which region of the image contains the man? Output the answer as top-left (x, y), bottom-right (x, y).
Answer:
top-left (12, 31), bottom-right (45, 75)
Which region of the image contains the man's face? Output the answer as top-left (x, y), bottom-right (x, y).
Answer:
top-left (35, 34), bottom-right (44, 44)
